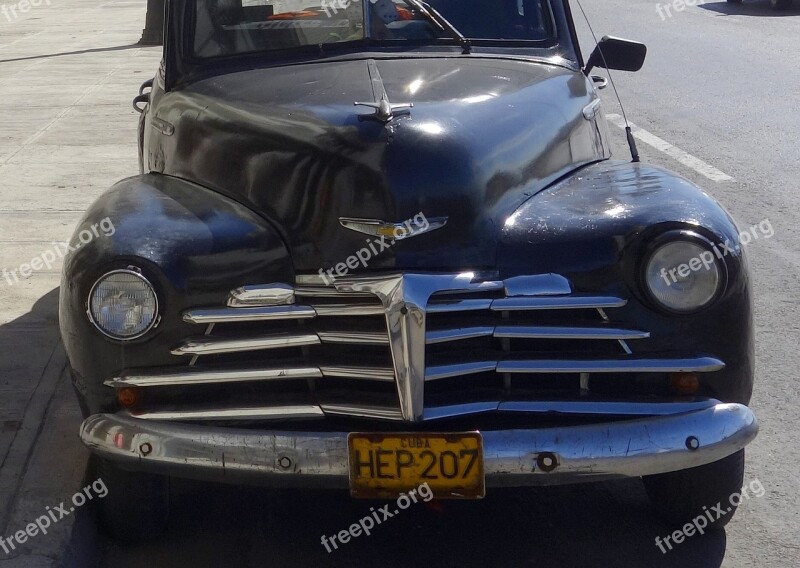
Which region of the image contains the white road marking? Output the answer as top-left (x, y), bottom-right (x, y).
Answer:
top-left (606, 113), bottom-right (735, 183)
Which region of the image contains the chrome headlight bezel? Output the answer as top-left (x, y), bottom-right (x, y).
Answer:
top-left (87, 268), bottom-right (160, 341)
top-left (641, 230), bottom-right (727, 315)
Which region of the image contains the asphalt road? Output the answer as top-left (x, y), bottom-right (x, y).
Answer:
top-left (64, 1), bottom-right (800, 567)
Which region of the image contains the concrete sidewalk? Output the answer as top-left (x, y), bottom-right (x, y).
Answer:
top-left (0, 1), bottom-right (161, 564)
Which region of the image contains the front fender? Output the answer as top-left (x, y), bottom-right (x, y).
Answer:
top-left (499, 160), bottom-right (754, 404)
top-left (59, 173), bottom-right (292, 415)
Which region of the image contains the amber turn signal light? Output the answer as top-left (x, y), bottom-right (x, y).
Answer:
top-left (669, 372), bottom-right (700, 395)
top-left (117, 387), bottom-right (141, 408)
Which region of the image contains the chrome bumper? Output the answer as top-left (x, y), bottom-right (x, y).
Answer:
top-left (80, 403), bottom-right (757, 488)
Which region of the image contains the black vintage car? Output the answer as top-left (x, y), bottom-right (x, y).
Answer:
top-left (62, 0), bottom-right (758, 541)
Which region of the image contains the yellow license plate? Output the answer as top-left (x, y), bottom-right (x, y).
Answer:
top-left (348, 432), bottom-right (485, 499)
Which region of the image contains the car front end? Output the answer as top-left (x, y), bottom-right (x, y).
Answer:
top-left (60, 0), bottom-right (757, 540)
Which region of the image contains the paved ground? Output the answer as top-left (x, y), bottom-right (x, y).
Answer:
top-left (0, 1), bottom-right (160, 565)
top-left (0, 0), bottom-right (798, 566)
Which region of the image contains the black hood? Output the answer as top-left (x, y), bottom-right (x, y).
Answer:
top-left (151, 57), bottom-right (609, 272)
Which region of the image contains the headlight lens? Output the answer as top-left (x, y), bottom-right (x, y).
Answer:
top-left (644, 239), bottom-right (722, 313)
top-left (88, 270), bottom-right (158, 339)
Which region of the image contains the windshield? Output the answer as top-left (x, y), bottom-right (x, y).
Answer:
top-left (192, 0), bottom-right (555, 59)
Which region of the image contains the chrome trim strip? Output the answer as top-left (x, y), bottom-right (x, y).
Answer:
top-left (319, 366), bottom-right (396, 381)
top-left (80, 403), bottom-right (758, 485)
top-left (426, 298), bottom-right (494, 313)
top-left (312, 304), bottom-right (385, 316)
top-left (171, 333), bottom-right (321, 356)
top-left (493, 326), bottom-right (650, 340)
top-left (183, 305), bottom-right (317, 324)
top-left (227, 284), bottom-right (294, 307)
top-left (426, 326), bottom-right (495, 344)
top-left (503, 274), bottom-right (572, 297)
top-left (497, 357), bottom-right (725, 374)
top-left (125, 405), bottom-right (325, 421)
top-left (426, 360), bottom-right (498, 381)
top-left (320, 404), bottom-right (404, 421)
top-left (106, 367), bottom-right (323, 387)
top-left (317, 331), bottom-right (389, 345)
top-left (491, 296), bottom-right (627, 311)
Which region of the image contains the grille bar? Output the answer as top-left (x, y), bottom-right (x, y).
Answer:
top-left (320, 404), bottom-right (404, 421)
top-left (127, 405), bottom-right (326, 421)
top-left (106, 366), bottom-right (322, 387)
top-left (427, 299), bottom-right (494, 313)
top-left (171, 332), bottom-right (321, 356)
top-left (423, 398), bottom-right (719, 420)
top-left (183, 305), bottom-right (316, 324)
top-left (496, 356), bottom-right (725, 374)
top-left (313, 304), bottom-right (385, 316)
top-left (426, 360), bottom-right (498, 381)
top-left (227, 284), bottom-right (295, 307)
top-left (317, 331), bottom-right (389, 345)
top-left (426, 326), bottom-right (495, 344)
top-left (319, 366), bottom-right (395, 381)
top-left (493, 325), bottom-right (650, 340)
top-left (491, 296), bottom-right (627, 311)
top-left (295, 286), bottom-right (374, 298)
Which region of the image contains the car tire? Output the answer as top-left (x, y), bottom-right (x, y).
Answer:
top-left (643, 449), bottom-right (745, 529)
top-left (91, 456), bottom-right (170, 543)
top-left (771, 0), bottom-right (793, 9)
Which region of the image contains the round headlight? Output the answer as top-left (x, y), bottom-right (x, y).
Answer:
top-left (644, 238), bottom-right (723, 313)
top-left (88, 270), bottom-right (159, 340)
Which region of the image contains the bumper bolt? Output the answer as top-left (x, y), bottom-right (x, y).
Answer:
top-left (278, 456), bottom-right (292, 470)
top-left (139, 442), bottom-right (152, 456)
top-left (536, 452), bottom-right (559, 472)
top-left (686, 436), bottom-right (700, 451)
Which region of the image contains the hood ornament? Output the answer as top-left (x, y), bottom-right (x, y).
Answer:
top-left (354, 97), bottom-right (413, 122)
top-left (339, 217), bottom-right (448, 240)
top-left (354, 59), bottom-right (413, 123)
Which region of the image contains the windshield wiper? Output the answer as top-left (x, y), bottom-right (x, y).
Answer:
top-left (401, 0), bottom-right (472, 54)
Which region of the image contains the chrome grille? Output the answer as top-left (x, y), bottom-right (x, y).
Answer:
top-left (108, 273), bottom-right (724, 423)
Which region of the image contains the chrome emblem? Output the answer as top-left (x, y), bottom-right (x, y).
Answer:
top-left (339, 217), bottom-right (448, 241)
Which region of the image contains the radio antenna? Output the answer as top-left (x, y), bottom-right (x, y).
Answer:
top-left (574, 0), bottom-right (640, 162)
